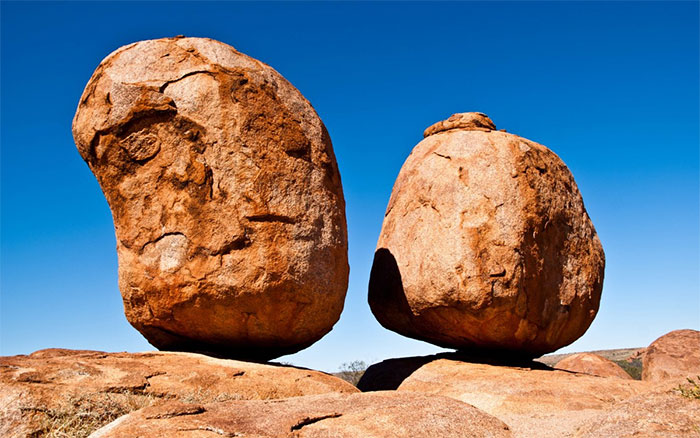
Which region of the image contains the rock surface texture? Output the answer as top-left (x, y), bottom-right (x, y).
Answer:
top-left (90, 392), bottom-right (513, 438)
top-left (0, 349), bottom-right (357, 438)
top-left (72, 37), bottom-right (349, 360)
top-left (573, 389), bottom-right (700, 438)
top-left (555, 352), bottom-right (632, 379)
top-left (369, 112), bottom-right (605, 356)
top-left (359, 354), bottom-right (652, 438)
top-left (642, 329), bottom-right (700, 382)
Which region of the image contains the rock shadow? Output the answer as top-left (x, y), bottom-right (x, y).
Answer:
top-left (368, 248), bottom-right (416, 335)
top-left (357, 351), bottom-right (554, 392)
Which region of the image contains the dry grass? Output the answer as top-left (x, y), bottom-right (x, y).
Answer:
top-left (178, 388), bottom-right (243, 404)
top-left (31, 391), bottom-right (158, 438)
top-left (31, 388), bottom-right (245, 437)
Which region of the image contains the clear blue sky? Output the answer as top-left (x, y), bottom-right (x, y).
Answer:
top-left (1, 1), bottom-right (698, 372)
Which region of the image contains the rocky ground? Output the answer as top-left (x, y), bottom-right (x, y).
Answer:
top-left (2, 330), bottom-right (698, 438)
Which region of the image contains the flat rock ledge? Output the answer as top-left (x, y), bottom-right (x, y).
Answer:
top-left (0, 349), bottom-right (357, 437)
top-left (89, 392), bottom-right (513, 438)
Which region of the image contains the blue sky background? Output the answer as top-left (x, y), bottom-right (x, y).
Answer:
top-left (1, 1), bottom-right (698, 372)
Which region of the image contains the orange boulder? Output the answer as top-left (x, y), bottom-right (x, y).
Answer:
top-left (72, 37), bottom-right (349, 360)
top-left (555, 352), bottom-right (632, 379)
top-left (369, 112), bottom-right (604, 356)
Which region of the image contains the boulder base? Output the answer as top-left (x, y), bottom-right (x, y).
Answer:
top-left (359, 353), bottom-right (651, 438)
top-left (0, 349), bottom-right (357, 437)
top-left (89, 392), bottom-right (513, 438)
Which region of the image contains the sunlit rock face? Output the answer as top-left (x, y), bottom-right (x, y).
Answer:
top-left (642, 329), bottom-right (700, 382)
top-left (72, 37), bottom-right (348, 360)
top-left (369, 112), bottom-right (604, 356)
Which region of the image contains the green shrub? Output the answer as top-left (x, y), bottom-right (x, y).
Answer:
top-left (614, 358), bottom-right (642, 380)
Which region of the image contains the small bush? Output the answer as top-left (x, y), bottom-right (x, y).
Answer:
top-left (676, 376), bottom-right (700, 400)
top-left (336, 360), bottom-right (367, 387)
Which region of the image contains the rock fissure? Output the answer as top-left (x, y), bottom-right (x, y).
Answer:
top-left (158, 70), bottom-right (216, 93)
top-left (289, 413), bottom-right (343, 432)
top-left (146, 405), bottom-right (206, 419)
top-left (245, 214), bottom-right (297, 224)
top-left (140, 232), bottom-right (187, 252)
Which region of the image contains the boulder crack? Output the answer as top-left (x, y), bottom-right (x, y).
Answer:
top-left (140, 232), bottom-right (187, 251)
top-left (246, 214), bottom-right (296, 224)
top-left (159, 70), bottom-right (216, 93)
top-left (290, 413), bottom-right (342, 432)
top-left (433, 152), bottom-right (451, 160)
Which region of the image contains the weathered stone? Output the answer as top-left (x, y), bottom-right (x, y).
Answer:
top-left (642, 329), bottom-right (700, 382)
top-left (369, 112), bottom-right (604, 355)
top-left (90, 392), bottom-right (513, 438)
top-left (574, 389), bottom-right (700, 438)
top-left (72, 37), bottom-right (348, 360)
top-left (555, 352), bottom-right (632, 379)
top-left (359, 354), bottom-right (651, 438)
top-left (0, 349), bottom-right (357, 438)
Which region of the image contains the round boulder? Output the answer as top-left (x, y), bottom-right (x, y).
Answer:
top-left (642, 329), bottom-right (700, 382)
top-left (369, 112), bottom-right (604, 356)
top-left (72, 37), bottom-right (348, 360)
top-left (555, 353), bottom-right (632, 379)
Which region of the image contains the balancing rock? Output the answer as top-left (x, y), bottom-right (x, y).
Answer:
top-left (72, 37), bottom-right (348, 360)
top-left (369, 112), bottom-right (604, 356)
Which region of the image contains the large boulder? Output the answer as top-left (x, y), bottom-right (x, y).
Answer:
top-left (89, 392), bottom-right (513, 438)
top-left (555, 352), bottom-right (633, 379)
top-left (359, 354), bottom-right (651, 438)
top-left (369, 112), bottom-right (604, 356)
top-left (0, 349), bottom-right (357, 438)
top-left (642, 329), bottom-right (700, 382)
top-left (72, 37), bottom-right (349, 360)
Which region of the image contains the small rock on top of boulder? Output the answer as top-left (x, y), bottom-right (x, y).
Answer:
top-left (369, 112), bottom-right (605, 356)
top-left (642, 329), bottom-right (700, 382)
top-left (555, 352), bottom-right (632, 379)
top-left (72, 36), bottom-right (349, 360)
top-left (90, 392), bottom-right (513, 438)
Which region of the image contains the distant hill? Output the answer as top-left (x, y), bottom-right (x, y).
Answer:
top-left (537, 348), bottom-right (645, 379)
